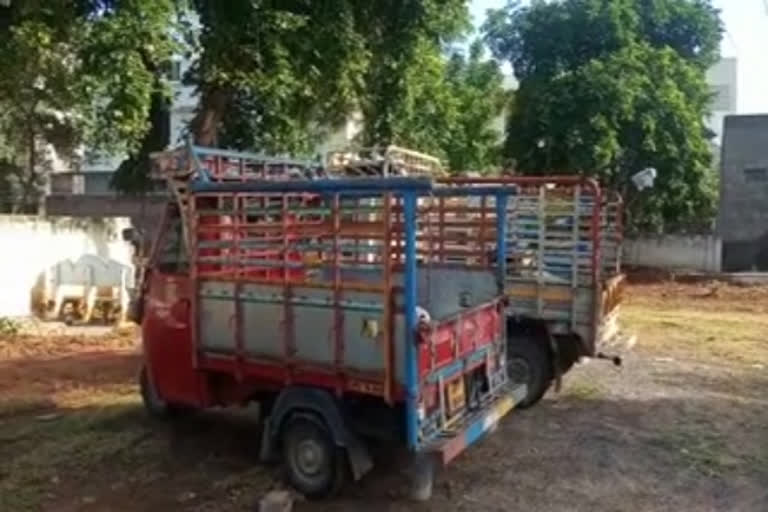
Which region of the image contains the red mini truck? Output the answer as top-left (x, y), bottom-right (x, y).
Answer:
top-left (132, 145), bottom-right (525, 499)
top-left (326, 149), bottom-right (628, 407)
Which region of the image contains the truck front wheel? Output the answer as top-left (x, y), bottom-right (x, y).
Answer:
top-left (507, 335), bottom-right (553, 408)
top-left (281, 415), bottom-right (347, 499)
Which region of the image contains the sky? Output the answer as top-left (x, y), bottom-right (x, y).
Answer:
top-left (470, 0), bottom-right (768, 114)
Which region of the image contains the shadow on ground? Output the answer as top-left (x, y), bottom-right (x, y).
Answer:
top-left (303, 367), bottom-right (768, 512)
top-left (1, 361), bottom-right (767, 511)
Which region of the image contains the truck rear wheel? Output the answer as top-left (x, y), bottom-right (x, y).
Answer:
top-left (507, 335), bottom-right (553, 408)
top-left (281, 415), bottom-right (347, 499)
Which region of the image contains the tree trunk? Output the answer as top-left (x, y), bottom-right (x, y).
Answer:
top-left (112, 79), bottom-right (171, 194)
top-left (190, 87), bottom-right (230, 146)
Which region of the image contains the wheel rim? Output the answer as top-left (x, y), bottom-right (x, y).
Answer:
top-left (507, 356), bottom-right (532, 386)
top-left (292, 438), bottom-right (327, 479)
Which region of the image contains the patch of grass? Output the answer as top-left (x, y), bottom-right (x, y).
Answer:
top-left (623, 304), bottom-right (768, 366)
top-left (0, 395), bottom-right (56, 418)
top-left (0, 329), bottom-right (138, 360)
top-left (651, 428), bottom-right (734, 478)
top-left (0, 394), bottom-right (148, 511)
top-left (0, 317), bottom-right (21, 336)
top-left (562, 380), bottom-right (605, 400)
top-left (54, 383), bottom-right (138, 409)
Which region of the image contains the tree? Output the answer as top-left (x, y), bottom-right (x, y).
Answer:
top-left (0, 5), bottom-right (86, 212)
top-left (188, 1), bottom-right (370, 153)
top-left (0, 1), bottom-right (178, 207)
top-left (483, 0), bottom-right (723, 232)
top-left (387, 39), bottom-right (509, 173)
top-left (353, 0), bottom-right (469, 147)
top-left (186, 1), bottom-right (470, 154)
top-left (109, 1), bottom-right (480, 190)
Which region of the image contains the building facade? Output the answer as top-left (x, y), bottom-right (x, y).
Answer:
top-left (718, 114), bottom-right (768, 271)
top-left (705, 57), bottom-right (738, 152)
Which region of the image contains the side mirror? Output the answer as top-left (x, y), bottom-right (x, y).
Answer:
top-left (122, 228), bottom-right (136, 242)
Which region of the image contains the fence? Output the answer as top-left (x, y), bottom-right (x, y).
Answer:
top-left (0, 216), bottom-right (134, 317)
top-left (622, 234), bottom-right (722, 273)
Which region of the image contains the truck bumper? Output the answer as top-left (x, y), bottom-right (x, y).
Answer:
top-left (426, 384), bottom-right (527, 465)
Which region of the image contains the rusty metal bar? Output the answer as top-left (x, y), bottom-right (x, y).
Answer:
top-left (332, 194), bottom-right (344, 395)
top-left (382, 193), bottom-right (394, 404)
top-left (190, 197), bottom-right (200, 369)
top-left (438, 197), bottom-right (446, 263)
top-left (282, 194), bottom-right (295, 384)
top-left (234, 192), bottom-right (244, 381)
top-left (479, 195), bottom-right (487, 265)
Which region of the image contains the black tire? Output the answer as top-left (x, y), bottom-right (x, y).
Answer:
top-left (281, 415), bottom-right (347, 499)
top-left (507, 334), bottom-right (554, 408)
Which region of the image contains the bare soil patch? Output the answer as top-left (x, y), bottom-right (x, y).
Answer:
top-left (1, 283), bottom-right (766, 511)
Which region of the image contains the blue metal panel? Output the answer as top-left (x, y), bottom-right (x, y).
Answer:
top-left (186, 137), bottom-right (211, 182)
top-left (402, 192), bottom-right (419, 451)
top-left (495, 192), bottom-right (509, 293)
top-left (190, 177), bottom-right (433, 194)
top-left (431, 185), bottom-right (517, 197)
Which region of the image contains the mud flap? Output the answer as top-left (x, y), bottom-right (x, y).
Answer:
top-left (267, 387), bottom-right (374, 481)
top-left (259, 416), bottom-right (276, 463)
top-left (547, 329), bottom-right (563, 393)
top-left (407, 453), bottom-right (435, 501)
top-left (345, 430), bottom-right (374, 481)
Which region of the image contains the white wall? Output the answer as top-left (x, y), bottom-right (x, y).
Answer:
top-left (0, 216), bottom-right (134, 316)
top-left (623, 234), bottom-right (722, 273)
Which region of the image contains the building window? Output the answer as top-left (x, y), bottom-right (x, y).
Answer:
top-left (744, 167), bottom-right (768, 183)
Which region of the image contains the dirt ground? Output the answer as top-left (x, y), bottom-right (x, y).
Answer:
top-left (1, 281), bottom-right (767, 511)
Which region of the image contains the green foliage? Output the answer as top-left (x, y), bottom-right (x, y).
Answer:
top-left (187, 0), bottom-right (475, 159)
top-left (388, 40), bottom-right (509, 173)
top-left (189, 0), bottom-right (371, 153)
top-left (353, 0), bottom-right (470, 146)
top-left (483, 0), bottom-right (722, 80)
top-left (77, 0), bottom-right (179, 156)
top-left (0, 317), bottom-right (21, 337)
top-left (484, 0), bottom-right (723, 232)
top-left (0, 1), bottom-right (178, 203)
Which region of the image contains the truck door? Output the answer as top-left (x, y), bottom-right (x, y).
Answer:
top-left (142, 205), bottom-right (201, 406)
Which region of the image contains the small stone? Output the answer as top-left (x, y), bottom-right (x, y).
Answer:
top-left (50, 476), bottom-right (60, 484)
top-left (717, 454), bottom-right (741, 467)
top-left (258, 490), bottom-right (293, 512)
top-left (177, 491), bottom-right (197, 503)
top-left (82, 496), bottom-right (96, 505)
top-left (36, 413), bottom-right (60, 422)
